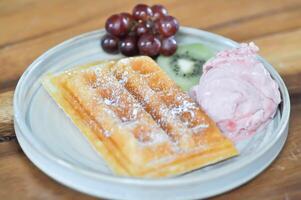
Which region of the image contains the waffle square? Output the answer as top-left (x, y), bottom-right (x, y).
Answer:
top-left (42, 56), bottom-right (238, 177)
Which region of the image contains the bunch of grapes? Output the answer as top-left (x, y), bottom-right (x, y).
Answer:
top-left (101, 4), bottom-right (179, 57)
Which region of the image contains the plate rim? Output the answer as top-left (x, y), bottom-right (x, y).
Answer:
top-left (13, 26), bottom-right (291, 186)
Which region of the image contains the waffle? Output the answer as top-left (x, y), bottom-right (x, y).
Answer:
top-left (42, 56), bottom-right (238, 177)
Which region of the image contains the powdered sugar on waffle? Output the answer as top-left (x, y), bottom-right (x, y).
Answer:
top-left (88, 65), bottom-right (171, 146)
top-left (78, 59), bottom-right (211, 152)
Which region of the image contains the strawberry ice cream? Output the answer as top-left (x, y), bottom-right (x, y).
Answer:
top-left (190, 42), bottom-right (281, 141)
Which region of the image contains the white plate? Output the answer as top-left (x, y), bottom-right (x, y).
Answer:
top-left (14, 27), bottom-right (290, 200)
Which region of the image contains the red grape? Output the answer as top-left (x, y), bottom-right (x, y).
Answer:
top-left (120, 12), bottom-right (135, 30)
top-left (132, 4), bottom-right (153, 21)
top-left (105, 14), bottom-right (131, 37)
top-left (157, 15), bottom-right (179, 37)
top-left (151, 4), bottom-right (168, 20)
top-left (120, 35), bottom-right (138, 56)
top-left (101, 4), bottom-right (180, 57)
top-left (136, 21), bottom-right (151, 36)
top-left (101, 34), bottom-right (119, 54)
top-left (138, 33), bottom-right (161, 57)
top-left (120, 12), bottom-right (133, 21)
top-left (160, 36), bottom-right (177, 56)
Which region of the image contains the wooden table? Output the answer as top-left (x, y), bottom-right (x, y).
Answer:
top-left (1, 0), bottom-right (301, 199)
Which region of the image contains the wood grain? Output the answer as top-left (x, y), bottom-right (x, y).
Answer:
top-left (1, 0), bottom-right (301, 92)
top-left (210, 5), bottom-right (301, 41)
top-left (256, 28), bottom-right (301, 94)
top-left (0, 153), bottom-right (97, 200)
top-left (0, 91), bottom-right (13, 136)
top-left (1, 0), bottom-right (301, 199)
top-left (1, 0), bottom-right (300, 47)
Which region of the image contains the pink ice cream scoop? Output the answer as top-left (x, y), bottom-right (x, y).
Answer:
top-left (190, 42), bottom-right (281, 141)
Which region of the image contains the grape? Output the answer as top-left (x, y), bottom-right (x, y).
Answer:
top-left (132, 4), bottom-right (153, 21)
top-left (120, 12), bottom-right (133, 21)
top-left (105, 14), bottom-right (131, 37)
top-left (151, 4), bottom-right (168, 20)
top-left (101, 4), bottom-right (180, 57)
top-left (120, 35), bottom-right (138, 56)
top-left (136, 21), bottom-right (151, 36)
top-left (145, 20), bottom-right (153, 29)
top-left (160, 36), bottom-right (177, 56)
top-left (120, 12), bottom-right (135, 30)
top-left (157, 15), bottom-right (179, 37)
top-left (101, 34), bottom-right (119, 54)
top-left (138, 33), bottom-right (161, 57)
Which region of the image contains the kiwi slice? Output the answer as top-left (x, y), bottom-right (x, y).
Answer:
top-left (157, 43), bottom-right (214, 91)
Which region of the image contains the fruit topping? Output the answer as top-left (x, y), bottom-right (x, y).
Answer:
top-left (157, 15), bottom-right (179, 37)
top-left (105, 14), bottom-right (131, 37)
top-left (138, 34), bottom-right (161, 57)
top-left (101, 4), bottom-right (179, 57)
top-left (157, 43), bottom-right (214, 91)
top-left (160, 36), bottom-right (177, 56)
top-left (151, 4), bottom-right (168, 20)
top-left (132, 4), bottom-right (153, 21)
top-left (119, 35), bottom-right (138, 56)
top-left (101, 34), bottom-right (119, 54)
top-left (136, 21), bottom-right (152, 36)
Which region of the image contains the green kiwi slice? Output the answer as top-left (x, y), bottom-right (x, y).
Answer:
top-left (156, 43), bottom-right (214, 91)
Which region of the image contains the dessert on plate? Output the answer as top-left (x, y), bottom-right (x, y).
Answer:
top-left (42, 56), bottom-right (238, 177)
top-left (40, 3), bottom-right (281, 179)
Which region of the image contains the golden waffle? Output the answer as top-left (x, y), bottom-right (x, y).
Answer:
top-left (42, 56), bottom-right (238, 177)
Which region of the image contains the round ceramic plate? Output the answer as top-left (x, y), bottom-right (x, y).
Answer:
top-left (14, 27), bottom-right (290, 200)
